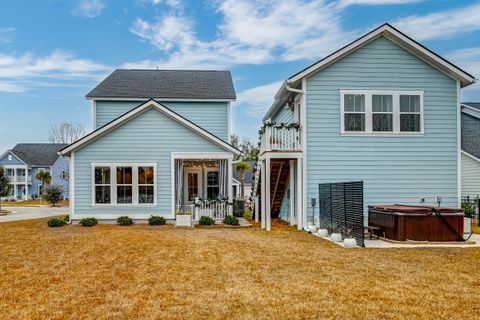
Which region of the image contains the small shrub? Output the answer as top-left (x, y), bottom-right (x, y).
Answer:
top-left (199, 216), bottom-right (215, 225)
top-left (80, 217), bottom-right (98, 227)
top-left (148, 215), bottom-right (166, 226)
top-left (462, 201), bottom-right (477, 218)
top-left (43, 185), bottom-right (64, 207)
top-left (223, 215), bottom-right (239, 226)
top-left (117, 216), bottom-right (134, 226)
top-left (62, 215), bottom-right (70, 223)
top-left (47, 218), bottom-right (66, 228)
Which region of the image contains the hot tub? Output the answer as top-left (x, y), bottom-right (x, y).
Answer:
top-left (368, 205), bottom-right (464, 242)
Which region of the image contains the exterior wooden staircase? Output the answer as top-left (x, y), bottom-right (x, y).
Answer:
top-left (270, 160), bottom-right (290, 218)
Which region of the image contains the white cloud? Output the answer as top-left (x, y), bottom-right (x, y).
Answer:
top-left (234, 81), bottom-right (284, 118)
top-left (72, 0), bottom-right (106, 18)
top-left (337, 0), bottom-right (421, 7)
top-left (446, 47), bottom-right (480, 97)
top-left (126, 0), bottom-right (354, 69)
top-left (0, 50), bottom-right (110, 93)
top-left (393, 3), bottom-right (480, 40)
top-left (0, 27), bottom-right (15, 44)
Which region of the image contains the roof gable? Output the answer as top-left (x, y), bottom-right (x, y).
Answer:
top-left (61, 99), bottom-right (241, 156)
top-left (289, 23), bottom-right (475, 87)
top-left (0, 150), bottom-right (26, 166)
top-left (8, 144), bottom-right (68, 166)
top-left (86, 69), bottom-right (236, 100)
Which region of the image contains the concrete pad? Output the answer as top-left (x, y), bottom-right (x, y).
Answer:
top-left (0, 207), bottom-right (67, 223)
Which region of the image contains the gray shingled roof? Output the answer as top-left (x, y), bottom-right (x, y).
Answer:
top-left (462, 112), bottom-right (480, 159)
top-left (86, 69), bottom-right (236, 100)
top-left (233, 161), bottom-right (255, 184)
top-left (463, 102), bottom-right (480, 110)
top-left (11, 144), bottom-right (69, 166)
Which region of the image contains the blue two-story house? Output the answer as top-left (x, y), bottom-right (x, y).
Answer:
top-left (60, 70), bottom-right (241, 223)
top-left (252, 24), bottom-right (476, 231)
top-left (0, 143), bottom-right (70, 200)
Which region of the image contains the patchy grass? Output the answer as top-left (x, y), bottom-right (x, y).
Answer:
top-left (0, 209), bottom-right (11, 215)
top-left (243, 206), bottom-right (253, 219)
top-left (0, 199), bottom-right (69, 207)
top-left (0, 218), bottom-right (479, 319)
top-left (473, 225), bottom-right (480, 234)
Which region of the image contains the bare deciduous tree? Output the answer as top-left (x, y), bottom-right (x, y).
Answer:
top-left (48, 122), bottom-right (86, 144)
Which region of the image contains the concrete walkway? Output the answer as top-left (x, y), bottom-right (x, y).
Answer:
top-left (0, 207), bottom-right (67, 223)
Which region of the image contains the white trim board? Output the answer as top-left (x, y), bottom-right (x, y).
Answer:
top-left (462, 150), bottom-right (480, 164)
top-left (461, 104), bottom-right (480, 119)
top-left (60, 99), bottom-right (241, 156)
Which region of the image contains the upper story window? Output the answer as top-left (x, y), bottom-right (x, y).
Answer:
top-left (341, 90), bottom-right (423, 135)
top-left (92, 163), bottom-right (156, 206)
top-left (8, 155), bottom-right (12, 161)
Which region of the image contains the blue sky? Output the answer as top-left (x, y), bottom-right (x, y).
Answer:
top-left (0, 0), bottom-right (479, 152)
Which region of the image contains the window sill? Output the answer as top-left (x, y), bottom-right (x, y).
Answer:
top-left (341, 132), bottom-right (424, 137)
top-left (91, 204), bottom-right (157, 208)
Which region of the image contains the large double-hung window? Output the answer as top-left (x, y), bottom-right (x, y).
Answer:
top-left (92, 163), bottom-right (156, 206)
top-left (341, 90), bottom-right (423, 135)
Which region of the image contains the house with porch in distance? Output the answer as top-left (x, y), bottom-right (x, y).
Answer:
top-left (0, 143), bottom-right (69, 200)
top-left (60, 70), bottom-right (241, 223)
top-left (252, 23), bottom-right (476, 231)
top-left (461, 102), bottom-right (480, 199)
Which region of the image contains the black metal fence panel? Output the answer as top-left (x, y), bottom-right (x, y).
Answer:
top-left (319, 181), bottom-right (364, 247)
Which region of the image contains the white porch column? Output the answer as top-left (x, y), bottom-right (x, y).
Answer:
top-left (265, 157), bottom-right (271, 232)
top-left (289, 160), bottom-right (295, 226)
top-left (296, 158), bottom-right (303, 230)
top-left (254, 196), bottom-right (259, 223)
top-left (24, 166), bottom-right (29, 200)
top-left (13, 169), bottom-right (17, 200)
top-left (261, 160), bottom-right (266, 229)
top-left (227, 158), bottom-right (233, 216)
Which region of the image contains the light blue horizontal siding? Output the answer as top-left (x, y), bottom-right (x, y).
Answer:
top-left (461, 153), bottom-right (480, 198)
top-left (0, 152), bottom-right (24, 166)
top-left (95, 100), bottom-right (229, 140)
top-left (271, 106), bottom-right (294, 124)
top-left (74, 107), bottom-right (227, 218)
top-left (305, 36), bottom-right (459, 215)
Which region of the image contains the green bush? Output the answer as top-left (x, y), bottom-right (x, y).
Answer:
top-left (117, 216), bottom-right (134, 226)
top-left (222, 215), bottom-right (239, 226)
top-left (62, 215), bottom-right (70, 223)
top-left (199, 216), bottom-right (215, 225)
top-left (43, 185), bottom-right (64, 207)
top-left (148, 215), bottom-right (166, 226)
top-left (462, 201), bottom-right (477, 218)
top-left (80, 217), bottom-right (98, 227)
top-left (47, 218), bottom-right (66, 228)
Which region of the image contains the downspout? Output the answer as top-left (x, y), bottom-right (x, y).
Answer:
top-left (285, 79), bottom-right (307, 231)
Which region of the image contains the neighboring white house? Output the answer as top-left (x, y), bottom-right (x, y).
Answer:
top-left (232, 161), bottom-right (254, 199)
top-left (461, 102), bottom-right (480, 199)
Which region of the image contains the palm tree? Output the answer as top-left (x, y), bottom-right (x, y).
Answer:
top-left (234, 162), bottom-right (251, 198)
top-left (35, 171), bottom-right (51, 201)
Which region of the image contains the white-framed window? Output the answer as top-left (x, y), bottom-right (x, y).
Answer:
top-left (38, 185), bottom-right (43, 196)
top-left (205, 169), bottom-right (220, 200)
top-left (94, 166), bottom-right (111, 204)
top-left (38, 168), bottom-right (50, 174)
top-left (60, 170), bottom-right (69, 180)
top-left (340, 90), bottom-right (424, 135)
top-left (92, 163), bottom-right (156, 206)
top-left (8, 154), bottom-right (12, 161)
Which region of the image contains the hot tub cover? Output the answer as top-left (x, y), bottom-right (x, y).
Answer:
top-left (368, 204), bottom-right (464, 215)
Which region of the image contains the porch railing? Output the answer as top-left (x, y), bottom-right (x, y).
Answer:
top-left (260, 126), bottom-right (301, 154)
top-left (194, 200), bottom-right (229, 221)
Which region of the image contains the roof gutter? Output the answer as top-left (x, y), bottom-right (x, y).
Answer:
top-left (262, 80), bottom-right (305, 122)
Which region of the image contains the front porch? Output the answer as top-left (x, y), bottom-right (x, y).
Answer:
top-left (173, 154), bottom-right (233, 223)
top-left (3, 167), bottom-right (32, 201)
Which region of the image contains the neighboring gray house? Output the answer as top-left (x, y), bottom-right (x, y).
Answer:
top-left (253, 23), bottom-right (476, 231)
top-left (0, 143), bottom-right (70, 200)
top-left (232, 161), bottom-right (255, 199)
top-left (461, 102), bottom-right (480, 198)
top-left (60, 70), bottom-right (241, 223)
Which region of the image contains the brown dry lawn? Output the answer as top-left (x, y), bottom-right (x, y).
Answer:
top-left (0, 218), bottom-right (479, 320)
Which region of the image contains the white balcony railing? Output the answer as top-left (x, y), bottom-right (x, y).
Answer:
top-left (260, 125), bottom-right (302, 154)
top-left (8, 176), bottom-right (32, 183)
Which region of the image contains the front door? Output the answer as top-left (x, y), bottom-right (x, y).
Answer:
top-left (184, 168), bottom-right (202, 204)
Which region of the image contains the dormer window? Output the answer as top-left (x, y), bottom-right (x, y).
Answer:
top-left (8, 155), bottom-right (12, 161)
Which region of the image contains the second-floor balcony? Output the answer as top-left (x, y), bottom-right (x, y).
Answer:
top-left (7, 175), bottom-right (32, 183)
top-left (260, 124), bottom-right (302, 154)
